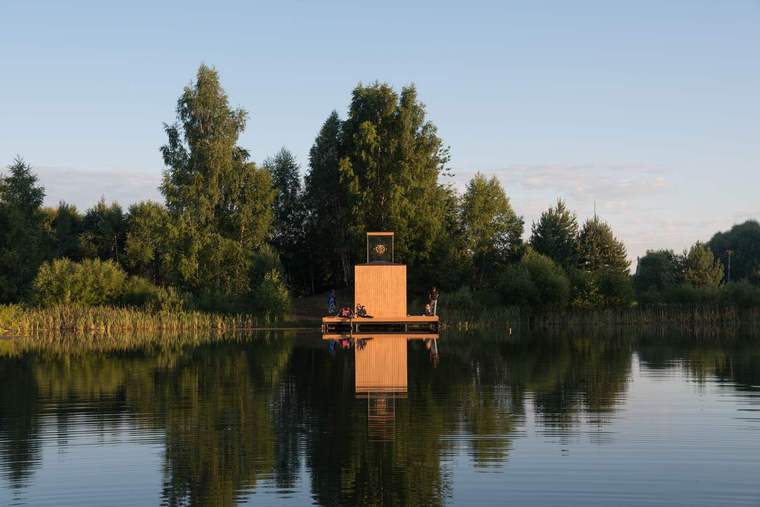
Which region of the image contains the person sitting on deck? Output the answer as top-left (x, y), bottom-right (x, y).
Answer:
top-left (423, 303), bottom-right (433, 316)
top-left (355, 304), bottom-right (373, 318)
top-left (338, 306), bottom-right (353, 318)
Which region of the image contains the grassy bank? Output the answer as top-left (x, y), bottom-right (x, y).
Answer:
top-left (440, 304), bottom-right (760, 336)
top-left (0, 304), bottom-right (282, 338)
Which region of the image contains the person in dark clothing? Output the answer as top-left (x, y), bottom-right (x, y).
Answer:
top-left (427, 287), bottom-right (439, 316)
top-left (327, 288), bottom-right (337, 315)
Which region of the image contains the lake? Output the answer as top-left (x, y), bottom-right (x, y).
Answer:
top-left (1, 331), bottom-right (759, 506)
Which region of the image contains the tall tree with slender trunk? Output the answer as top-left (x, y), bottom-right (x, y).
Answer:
top-left (160, 64), bottom-right (275, 296)
top-left (0, 157), bottom-right (49, 302)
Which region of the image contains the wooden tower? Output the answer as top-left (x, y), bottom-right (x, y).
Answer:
top-left (354, 232), bottom-right (406, 317)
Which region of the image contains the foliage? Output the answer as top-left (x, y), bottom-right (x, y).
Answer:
top-left (720, 281), bottom-right (760, 308)
top-left (303, 83), bottom-right (455, 291)
top-left (682, 241), bottom-right (724, 288)
top-left (497, 250), bottom-right (570, 309)
top-left (34, 258), bottom-right (127, 306)
top-left (264, 148), bottom-right (310, 293)
top-left (0, 157), bottom-right (50, 302)
top-left (708, 220), bottom-right (760, 284)
top-left (251, 270), bottom-right (290, 318)
top-left (49, 202), bottom-right (83, 259)
top-left (303, 111), bottom-right (353, 288)
top-left (160, 64), bottom-right (275, 296)
top-left (530, 199), bottom-right (578, 268)
top-left (119, 276), bottom-right (187, 312)
top-left (634, 249), bottom-right (681, 302)
top-left (577, 216), bottom-right (629, 274)
top-left (5, 67), bottom-right (760, 318)
top-left (461, 173), bottom-right (523, 287)
top-left (79, 198), bottom-right (127, 261)
top-left (124, 201), bottom-right (172, 284)
top-left (595, 269), bottom-right (635, 307)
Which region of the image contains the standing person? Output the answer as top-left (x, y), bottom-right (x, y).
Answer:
top-left (327, 288), bottom-right (336, 315)
top-left (427, 286), bottom-right (439, 316)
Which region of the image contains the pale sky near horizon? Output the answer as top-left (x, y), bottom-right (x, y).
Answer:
top-left (1, 0), bottom-right (759, 264)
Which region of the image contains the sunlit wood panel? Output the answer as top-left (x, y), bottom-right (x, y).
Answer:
top-left (354, 264), bottom-right (407, 317)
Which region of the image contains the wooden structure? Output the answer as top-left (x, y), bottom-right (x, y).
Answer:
top-left (321, 231), bottom-right (439, 335)
top-left (321, 316), bottom-right (438, 335)
top-left (355, 264), bottom-right (407, 317)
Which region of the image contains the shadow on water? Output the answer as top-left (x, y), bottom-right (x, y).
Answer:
top-left (1, 329), bottom-right (759, 505)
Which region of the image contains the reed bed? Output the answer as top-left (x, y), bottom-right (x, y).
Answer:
top-left (0, 304), bottom-right (282, 338)
top-left (439, 304), bottom-right (760, 337)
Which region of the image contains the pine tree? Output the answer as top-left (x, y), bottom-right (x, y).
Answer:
top-left (0, 157), bottom-right (49, 302)
top-left (530, 199), bottom-right (578, 268)
top-left (683, 241), bottom-right (724, 288)
top-left (577, 216), bottom-right (629, 274)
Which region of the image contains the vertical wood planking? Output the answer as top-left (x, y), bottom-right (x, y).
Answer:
top-left (355, 336), bottom-right (408, 392)
top-left (354, 265), bottom-right (407, 317)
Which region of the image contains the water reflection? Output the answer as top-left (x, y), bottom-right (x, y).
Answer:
top-left (0, 332), bottom-right (759, 506)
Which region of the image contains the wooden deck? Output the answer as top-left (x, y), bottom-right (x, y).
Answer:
top-left (321, 315), bottom-right (439, 335)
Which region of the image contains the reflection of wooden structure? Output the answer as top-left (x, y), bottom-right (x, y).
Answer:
top-left (354, 335), bottom-right (408, 395)
top-left (320, 232), bottom-right (439, 334)
top-left (326, 333), bottom-right (439, 442)
top-left (355, 335), bottom-right (407, 442)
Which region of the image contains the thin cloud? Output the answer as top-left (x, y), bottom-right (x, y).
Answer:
top-left (34, 166), bottom-right (163, 209)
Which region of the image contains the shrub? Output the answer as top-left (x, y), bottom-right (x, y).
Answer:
top-left (662, 284), bottom-right (720, 305)
top-left (120, 276), bottom-right (187, 312)
top-left (438, 286), bottom-right (478, 313)
top-left (720, 281), bottom-right (760, 308)
top-left (497, 250), bottom-right (570, 309)
top-left (34, 258), bottom-right (127, 306)
top-left (251, 269), bottom-right (290, 318)
top-left (596, 270), bottom-right (635, 307)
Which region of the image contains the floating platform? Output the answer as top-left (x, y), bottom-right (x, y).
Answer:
top-left (321, 315), bottom-right (439, 335)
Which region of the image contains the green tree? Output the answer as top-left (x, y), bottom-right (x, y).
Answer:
top-left (577, 216), bottom-right (629, 274)
top-left (264, 148), bottom-right (310, 293)
top-left (708, 220), bottom-right (760, 284)
top-left (303, 111), bottom-right (352, 288)
top-left (160, 64), bottom-right (276, 298)
top-left (461, 173), bottom-right (523, 287)
top-left (338, 83), bottom-right (452, 276)
top-left (530, 199), bottom-right (578, 268)
top-left (498, 249), bottom-right (570, 309)
top-left (0, 157), bottom-right (49, 302)
top-left (596, 269), bottom-right (635, 307)
top-left (682, 241), bottom-right (724, 288)
top-left (124, 201), bottom-right (172, 284)
top-left (49, 202), bottom-right (83, 260)
top-left (33, 258), bottom-right (127, 306)
top-left (79, 198), bottom-right (126, 261)
top-left (634, 249), bottom-right (681, 302)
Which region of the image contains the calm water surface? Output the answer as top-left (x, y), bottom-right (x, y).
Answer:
top-left (1, 331), bottom-right (759, 506)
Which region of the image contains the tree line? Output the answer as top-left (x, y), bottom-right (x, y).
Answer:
top-left (2, 64), bottom-right (760, 314)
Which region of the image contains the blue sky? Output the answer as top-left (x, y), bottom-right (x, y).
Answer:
top-left (1, 0), bottom-right (758, 262)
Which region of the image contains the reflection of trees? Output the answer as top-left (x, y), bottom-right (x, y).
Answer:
top-left (0, 337), bottom-right (295, 506)
top-left (156, 343), bottom-right (291, 506)
top-left (1, 331), bottom-right (759, 504)
top-left (638, 335), bottom-right (760, 390)
top-left (0, 355), bottom-right (41, 490)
